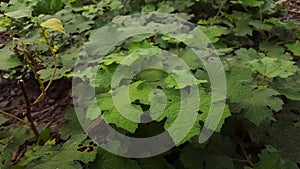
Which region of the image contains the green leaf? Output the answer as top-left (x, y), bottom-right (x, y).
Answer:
top-left (226, 67), bottom-right (253, 102)
top-left (87, 149), bottom-right (141, 169)
top-left (234, 17), bottom-right (253, 36)
top-left (4, 8), bottom-right (31, 18)
top-left (226, 48), bottom-right (258, 67)
top-left (285, 41), bottom-right (300, 56)
top-left (272, 70), bottom-right (300, 100)
top-left (0, 125), bottom-right (34, 168)
top-left (36, 125), bottom-right (51, 145)
top-left (35, 0), bottom-right (63, 15)
top-left (268, 122), bottom-right (300, 163)
top-left (38, 47), bottom-right (80, 81)
top-left (248, 57), bottom-right (297, 78)
top-left (247, 149), bottom-right (298, 169)
top-left (89, 92), bottom-right (139, 133)
top-left (0, 46), bottom-right (22, 70)
top-left (40, 18), bottom-right (66, 34)
top-left (249, 20), bottom-right (272, 31)
top-left (198, 93), bottom-right (231, 132)
top-left (14, 134), bottom-right (97, 169)
top-left (198, 25), bottom-right (229, 43)
top-left (63, 15), bottom-right (94, 33)
top-left (241, 89), bottom-right (283, 126)
top-left (58, 109), bottom-right (84, 140)
top-left (180, 136), bottom-right (235, 169)
top-left (233, 0), bottom-right (265, 7)
top-left (138, 156), bottom-right (175, 169)
top-left (0, 16), bottom-right (11, 32)
top-left (259, 42), bottom-right (291, 60)
top-left (129, 80), bottom-right (155, 104)
top-left (0, 115), bottom-right (8, 125)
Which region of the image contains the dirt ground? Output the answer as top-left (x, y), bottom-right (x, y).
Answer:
top-left (0, 76), bottom-right (72, 162)
top-left (0, 77), bottom-right (72, 134)
top-left (281, 0), bottom-right (300, 20)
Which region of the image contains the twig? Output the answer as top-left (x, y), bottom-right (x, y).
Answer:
top-left (22, 47), bottom-right (46, 98)
top-left (0, 109), bottom-right (30, 126)
top-left (211, 0), bottom-right (228, 25)
top-left (84, 116), bottom-right (103, 134)
top-left (31, 58), bottom-right (57, 105)
top-left (239, 140), bottom-right (254, 167)
top-left (211, 154), bottom-right (250, 163)
top-left (18, 80), bottom-right (39, 139)
top-left (287, 9), bottom-right (300, 14)
top-left (31, 29), bottom-right (58, 105)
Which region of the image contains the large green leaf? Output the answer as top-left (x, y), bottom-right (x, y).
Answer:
top-left (87, 92), bottom-right (140, 133)
top-left (285, 41), bottom-right (300, 56)
top-left (268, 122), bottom-right (300, 163)
top-left (245, 149), bottom-right (298, 169)
top-left (0, 46), bottom-right (22, 71)
top-left (198, 25), bottom-right (229, 43)
top-left (226, 67), bottom-right (253, 102)
top-left (234, 17), bottom-right (253, 36)
top-left (38, 47), bottom-right (80, 81)
top-left (180, 135), bottom-right (235, 169)
top-left (272, 70), bottom-right (300, 100)
top-left (248, 57), bottom-right (297, 78)
top-left (58, 109), bottom-right (84, 140)
top-left (35, 0), bottom-right (63, 15)
top-left (138, 156), bottom-right (175, 169)
top-left (87, 149), bottom-right (141, 169)
top-left (4, 8), bottom-right (31, 18)
top-left (241, 89), bottom-right (283, 126)
top-left (14, 134), bottom-right (97, 169)
top-left (0, 125), bottom-right (33, 169)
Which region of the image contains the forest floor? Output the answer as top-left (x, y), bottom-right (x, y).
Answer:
top-left (0, 76), bottom-right (72, 162)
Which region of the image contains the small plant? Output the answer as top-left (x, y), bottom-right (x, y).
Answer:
top-left (0, 15), bottom-right (67, 139)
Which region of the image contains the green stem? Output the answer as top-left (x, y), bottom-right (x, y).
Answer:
top-left (211, 0), bottom-right (227, 25)
top-left (0, 109), bottom-right (30, 126)
top-left (31, 29), bottom-right (58, 105)
top-left (239, 140), bottom-right (254, 167)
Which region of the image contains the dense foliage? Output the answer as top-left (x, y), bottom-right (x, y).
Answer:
top-left (0, 0), bottom-right (299, 168)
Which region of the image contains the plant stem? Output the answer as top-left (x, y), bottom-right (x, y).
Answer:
top-left (212, 154), bottom-right (251, 163)
top-left (0, 109), bottom-right (30, 126)
top-left (211, 0), bottom-right (227, 25)
top-left (31, 29), bottom-right (58, 105)
top-left (18, 80), bottom-right (40, 139)
top-left (22, 47), bottom-right (46, 98)
top-left (239, 140), bottom-right (254, 167)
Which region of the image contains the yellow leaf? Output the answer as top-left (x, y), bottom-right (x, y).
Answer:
top-left (40, 18), bottom-right (66, 34)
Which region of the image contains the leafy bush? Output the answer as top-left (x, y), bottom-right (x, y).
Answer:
top-left (0, 0), bottom-right (299, 168)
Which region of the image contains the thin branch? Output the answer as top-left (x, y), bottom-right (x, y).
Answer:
top-left (31, 29), bottom-right (58, 105)
top-left (287, 9), bottom-right (300, 14)
top-left (31, 54), bottom-right (57, 105)
top-left (211, 0), bottom-right (228, 25)
top-left (239, 140), bottom-right (254, 167)
top-left (18, 80), bottom-right (39, 139)
top-left (0, 109), bottom-right (30, 126)
top-left (212, 154), bottom-right (250, 163)
top-left (22, 48), bottom-right (46, 97)
top-left (84, 117), bottom-right (103, 134)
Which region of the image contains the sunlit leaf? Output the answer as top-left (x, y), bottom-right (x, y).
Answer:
top-left (40, 18), bottom-right (66, 34)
